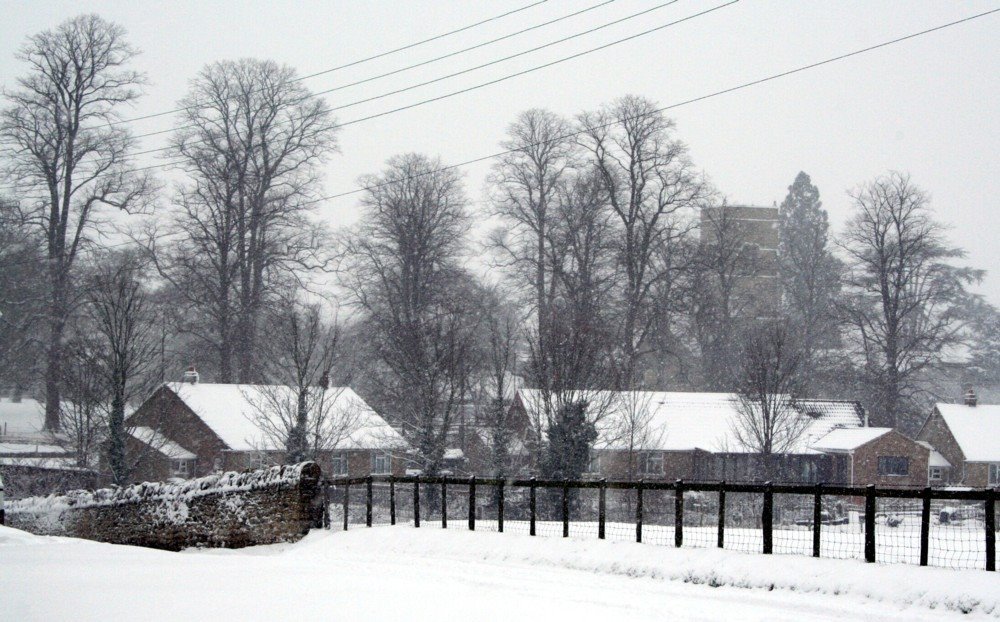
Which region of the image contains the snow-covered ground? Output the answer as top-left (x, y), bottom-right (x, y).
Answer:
top-left (2, 524), bottom-right (998, 621)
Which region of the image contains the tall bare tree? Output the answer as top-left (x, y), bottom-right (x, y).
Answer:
top-left (488, 109), bottom-right (576, 398)
top-left (731, 321), bottom-right (807, 481)
top-left (343, 154), bottom-right (478, 475)
top-left (156, 58), bottom-right (340, 383)
top-left (0, 15), bottom-right (152, 430)
top-left (577, 95), bottom-right (707, 387)
top-left (840, 172), bottom-right (982, 430)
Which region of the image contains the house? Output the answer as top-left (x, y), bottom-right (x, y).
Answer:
top-left (511, 390), bottom-right (933, 485)
top-left (917, 390), bottom-right (1000, 487)
top-left (810, 427), bottom-right (941, 487)
top-left (125, 371), bottom-right (410, 483)
top-left (0, 396), bottom-right (100, 498)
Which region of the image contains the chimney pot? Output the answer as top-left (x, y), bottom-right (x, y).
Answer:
top-left (963, 386), bottom-right (977, 407)
top-left (182, 366), bottom-right (200, 385)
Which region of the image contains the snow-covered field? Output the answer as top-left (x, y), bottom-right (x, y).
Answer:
top-left (2, 524), bottom-right (998, 621)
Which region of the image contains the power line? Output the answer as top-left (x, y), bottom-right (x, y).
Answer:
top-left (127, 0), bottom-right (682, 146)
top-left (4, 0), bottom-right (712, 191)
top-left (108, 0), bottom-right (551, 127)
top-left (4, 6), bottom-right (997, 243)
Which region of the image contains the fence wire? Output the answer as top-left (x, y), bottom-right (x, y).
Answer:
top-left (325, 478), bottom-right (998, 572)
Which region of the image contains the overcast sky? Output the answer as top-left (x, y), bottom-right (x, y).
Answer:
top-left (2, 0), bottom-right (998, 302)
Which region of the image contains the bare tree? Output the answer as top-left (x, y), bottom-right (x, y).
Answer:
top-left (155, 58), bottom-right (340, 383)
top-left (342, 153), bottom-right (478, 476)
top-left (731, 321), bottom-right (808, 481)
top-left (692, 204), bottom-right (764, 390)
top-left (577, 95), bottom-right (708, 387)
top-left (0, 196), bottom-right (45, 386)
top-left (607, 391), bottom-right (664, 481)
top-left (0, 15), bottom-right (152, 430)
top-left (487, 109), bottom-right (577, 399)
top-left (246, 297), bottom-right (359, 464)
top-left (839, 172), bottom-right (982, 430)
top-left (476, 293), bottom-right (520, 478)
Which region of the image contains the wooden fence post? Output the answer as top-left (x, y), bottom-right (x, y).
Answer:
top-left (468, 476), bottom-right (476, 531)
top-left (529, 477), bottom-right (537, 536)
top-left (343, 482), bottom-right (350, 531)
top-left (864, 485), bottom-right (876, 563)
top-left (762, 481), bottom-right (773, 555)
top-left (562, 479), bottom-right (570, 538)
top-left (389, 475), bottom-right (396, 526)
top-left (414, 475), bottom-right (420, 528)
top-left (674, 479), bottom-right (684, 548)
top-left (920, 486), bottom-right (931, 567)
top-left (812, 483), bottom-right (822, 558)
top-left (498, 479), bottom-right (505, 533)
top-left (598, 479), bottom-right (606, 540)
top-left (366, 476), bottom-right (373, 527)
top-left (717, 481), bottom-right (725, 549)
top-left (986, 488), bottom-right (996, 572)
top-left (323, 482), bottom-right (331, 530)
top-left (636, 480), bottom-right (644, 544)
top-left (441, 480), bottom-right (448, 529)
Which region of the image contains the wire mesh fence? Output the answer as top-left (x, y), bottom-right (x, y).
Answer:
top-left (324, 476), bottom-right (999, 572)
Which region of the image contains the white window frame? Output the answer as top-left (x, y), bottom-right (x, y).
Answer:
top-left (989, 463), bottom-right (1000, 486)
top-left (371, 453), bottom-right (391, 475)
top-left (929, 466), bottom-right (942, 482)
top-left (641, 452), bottom-right (664, 476)
top-left (331, 454), bottom-right (348, 476)
top-left (170, 459), bottom-right (190, 478)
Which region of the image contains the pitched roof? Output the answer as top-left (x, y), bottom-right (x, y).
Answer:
top-left (916, 442), bottom-right (953, 468)
top-left (933, 403), bottom-right (1000, 462)
top-left (516, 390), bottom-right (863, 454)
top-left (128, 426), bottom-right (196, 460)
top-left (810, 427), bottom-right (893, 452)
top-left (162, 383), bottom-right (408, 452)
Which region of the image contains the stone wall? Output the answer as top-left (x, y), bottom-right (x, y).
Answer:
top-left (5, 462), bottom-right (322, 551)
top-left (0, 464), bottom-right (102, 500)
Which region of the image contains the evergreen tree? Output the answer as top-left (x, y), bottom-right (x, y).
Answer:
top-left (778, 172), bottom-right (842, 393)
top-left (541, 401), bottom-right (598, 480)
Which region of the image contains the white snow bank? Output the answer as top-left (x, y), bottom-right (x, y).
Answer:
top-left (299, 528), bottom-right (1000, 618)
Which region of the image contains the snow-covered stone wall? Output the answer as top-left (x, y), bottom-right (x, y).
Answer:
top-left (5, 462), bottom-right (323, 550)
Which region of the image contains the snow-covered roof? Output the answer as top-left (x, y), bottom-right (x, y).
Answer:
top-left (516, 390), bottom-right (864, 454)
top-left (162, 383), bottom-right (409, 452)
top-left (0, 398), bottom-right (47, 442)
top-left (933, 403), bottom-right (1000, 462)
top-left (128, 426), bottom-right (196, 460)
top-left (809, 427), bottom-right (892, 453)
top-left (0, 456), bottom-right (88, 470)
top-left (0, 441), bottom-right (68, 456)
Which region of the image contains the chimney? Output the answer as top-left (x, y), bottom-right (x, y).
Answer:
top-left (963, 386), bottom-right (977, 407)
top-left (182, 366), bottom-right (200, 385)
top-left (319, 371), bottom-right (330, 390)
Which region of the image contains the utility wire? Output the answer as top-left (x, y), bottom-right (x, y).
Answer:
top-left (4, 6), bottom-right (997, 241)
top-left (108, 0), bottom-right (551, 127)
top-left (4, 0), bottom-right (710, 191)
top-left (127, 0), bottom-right (682, 146)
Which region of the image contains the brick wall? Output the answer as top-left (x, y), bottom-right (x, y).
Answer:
top-left (917, 412), bottom-right (966, 484)
top-left (851, 431), bottom-right (929, 487)
top-left (5, 462), bottom-right (322, 551)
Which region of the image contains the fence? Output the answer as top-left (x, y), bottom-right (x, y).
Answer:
top-left (323, 476), bottom-right (999, 572)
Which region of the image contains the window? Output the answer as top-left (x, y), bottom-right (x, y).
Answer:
top-left (929, 466), bottom-right (943, 481)
top-left (878, 456), bottom-right (909, 476)
top-left (371, 454), bottom-right (391, 475)
top-left (586, 452), bottom-right (601, 475)
top-left (331, 454), bottom-right (348, 476)
top-left (170, 459), bottom-right (191, 478)
top-left (641, 452), bottom-right (664, 476)
top-left (990, 464), bottom-right (1000, 486)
